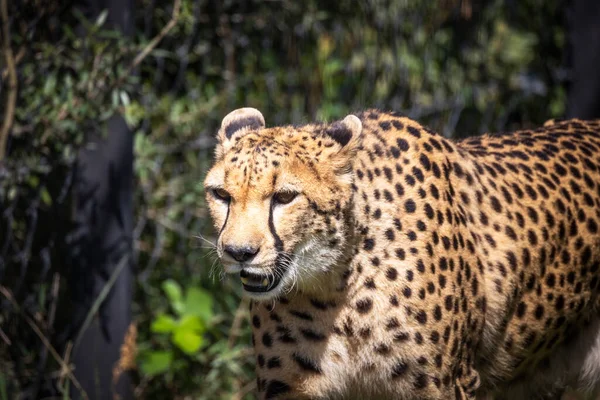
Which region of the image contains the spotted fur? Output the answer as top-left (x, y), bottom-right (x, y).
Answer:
top-left (204, 108), bottom-right (600, 399)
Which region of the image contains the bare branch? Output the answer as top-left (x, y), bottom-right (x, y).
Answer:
top-left (0, 285), bottom-right (89, 400)
top-left (103, 0), bottom-right (182, 96)
top-left (227, 298), bottom-right (249, 349)
top-left (0, 0), bottom-right (18, 161)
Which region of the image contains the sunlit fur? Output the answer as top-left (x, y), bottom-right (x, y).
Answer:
top-left (204, 109), bottom-right (361, 301)
top-left (204, 108), bottom-right (600, 400)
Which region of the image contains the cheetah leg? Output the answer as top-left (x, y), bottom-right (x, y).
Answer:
top-left (455, 366), bottom-right (481, 400)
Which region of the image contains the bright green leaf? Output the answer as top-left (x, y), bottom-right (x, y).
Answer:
top-left (139, 350), bottom-right (173, 377)
top-left (162, 279), bottom-right (185, 315)
top-left (162, 279), bottom-right (182, 304)
top-left (178, 314), bottom-right (204, 332)
top-left (183, 286), bottom-right (213, 321)
top-left (172, 328), bottom-right (203, 354)
top-left (151, 314), bottom-right (177, 333)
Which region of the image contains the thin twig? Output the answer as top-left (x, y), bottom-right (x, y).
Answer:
top-left (227, 298), bottom-right (249, 349)
top-left (231, 380), bottom-right (257, 400)
top-left (103, 0), bottom-right (181, 95)
top-left (0, 46), bottom-right (24, 80)
top-left (73, 254), bottom-right (130, 350)
top-left (0, 326), bottom-right (10, 345)
top-left (0, 286), bottom-right (89, 400)
top-left (0, 0), bottom-right (18, 161)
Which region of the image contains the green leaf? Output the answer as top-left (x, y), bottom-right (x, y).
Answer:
top-left (178, 314), bottom-right (204, 332)
top-left (162, 279), bottom-right (182, 304)
top-left (151, 314), bottom-right (177, 333)
top-left (139, 350), bottom-right (173, 377)
top-left (95, 10), bottom-right (108, 27)
top-left (40, 188), bottom-right (52, 206)
top-left (172, 328), bottom-right (203, 354)
top-left (183, 286), bottom-right (213, 321)
top-left (119, 90), bottom-right (131, 106)
top-left (162, 279), bottom-right (185, 315)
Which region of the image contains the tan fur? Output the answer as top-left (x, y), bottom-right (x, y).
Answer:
top-left (205, 108), bottom-right (600, 399)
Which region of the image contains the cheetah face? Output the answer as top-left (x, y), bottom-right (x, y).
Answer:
top-left (204, 108), bottom-right (362, 300)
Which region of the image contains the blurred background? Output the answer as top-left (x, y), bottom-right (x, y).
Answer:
top-left (0, 0), bottom-right (594, 399)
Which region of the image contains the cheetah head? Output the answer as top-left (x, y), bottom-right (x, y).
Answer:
top-left (204, 108), bottom-right (363, 300)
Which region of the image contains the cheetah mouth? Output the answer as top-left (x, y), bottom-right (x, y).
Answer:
top-left (239, 269), bottom-right (282, 293)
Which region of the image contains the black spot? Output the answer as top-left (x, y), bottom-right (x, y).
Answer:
top-left (300, 328), bottom-right (326, 341)
top-left (414, 373), bottom-right (429, 389)
top-left (379, 121), bottom-right (391, 130)
top-left (587, 219), bottom-right (599, 234)
top-left (267, 356), bottom-right (281, 369)
top-left (407, 126), bottom-right (422, 138)
top-left (546, 273), bottom-right (556, 288)
top-left (444, 296), bottom-right (453, 311)
top-left (356, 298), bottom-right (373, 314)
top-left (385, 229), bottom-right (395, 241)
top-left (292, 353), bottom-right (322, 374)
top-left (419, 154), bottom-right (431, 171)
top-left (397, 138), bottom-right (410, 151)
top-left (424, 204), bottom-right (434, 219)
top-left (391, 361), bottom-right (409, 378)
top-left (265, 380), bottom-right (290, 399)
top-left (405, 199), bottom-right (417, 213)
top-left (433, 306), bottom-right (442, 321)
top-left (394, 331), bottom-right (409, 342)
top-left (262, 332), bottom-right (273, 347)
top-left (534, 305), bottom-right (545, 320)
top-left (310, 299), bottom-right (329, 310)
top-left (386, 317), bottom-right (400, 330)
top-left (364, 277), bottom-right (377, 289)
top-left (490, 196), bottom-right (502, 213)
top-left (395, 248), bottom-right (406, 260)
top-left (386, 267), bottom-right (398, 280)
top-left (375, 343), bottom-right (391, 355)
top-left (289, 310), bottom-right (313, 321)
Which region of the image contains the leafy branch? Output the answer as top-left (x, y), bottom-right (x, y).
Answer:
top-left (0, 0), bottom-right (18, 161)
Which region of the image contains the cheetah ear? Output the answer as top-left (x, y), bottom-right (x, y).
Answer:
top-left (215, 108), bottom-right (265, 158)
top-left (323, 114), bottom-right (363, 161)
top-left (324, 115), bottom-right (363, 148)
top-left (323, 115), bottom-right (363, 176)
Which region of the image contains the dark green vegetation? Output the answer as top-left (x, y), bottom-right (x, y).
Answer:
top-left (0, 0), bottom-right (565, 398)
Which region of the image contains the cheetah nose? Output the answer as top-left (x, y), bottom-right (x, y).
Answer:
top-left (224, 245), bottom-right (260, 263)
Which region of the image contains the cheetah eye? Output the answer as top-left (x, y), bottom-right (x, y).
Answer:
top-left (211, 188), bottom-right (231, 202)
top-left (273, 191), bottom-right (298, 205)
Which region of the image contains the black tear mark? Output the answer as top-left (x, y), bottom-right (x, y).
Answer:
top-left (325, 122), bottom-right (352, 146)
top-left (225, 116), bottom-right (263, 139)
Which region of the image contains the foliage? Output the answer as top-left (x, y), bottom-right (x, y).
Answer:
top-left (1, 0), bottom-right (566, 399)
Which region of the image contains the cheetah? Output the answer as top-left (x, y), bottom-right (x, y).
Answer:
top-left (204, 107), bottom-right (600, 399)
